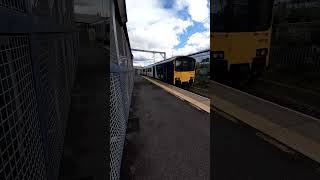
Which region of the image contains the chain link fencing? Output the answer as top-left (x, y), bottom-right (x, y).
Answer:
top-left (109, 2), bottom-right (134, 179)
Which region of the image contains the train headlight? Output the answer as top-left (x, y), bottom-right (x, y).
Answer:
top-left (212, 51), bottom-right (224, 60)
top-left (256, 48), bottom-right (268, 57)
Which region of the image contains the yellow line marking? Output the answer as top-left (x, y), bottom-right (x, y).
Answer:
top-left (190, 102), bottom-right (203, 112)
top-left (143, 76), bottom-right (210, 113)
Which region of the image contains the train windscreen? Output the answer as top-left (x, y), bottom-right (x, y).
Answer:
top-left (212, 0), bottom-right (274, 32)
top-left (175, 57), bottom-right (196, 71)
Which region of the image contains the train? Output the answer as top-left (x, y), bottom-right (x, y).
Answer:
top-left (211, 0), bottom-right (275, 81)
top-left (141, 56), bottom-right (196, 88)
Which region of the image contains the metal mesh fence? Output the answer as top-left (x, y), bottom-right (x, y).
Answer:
top-left (110, 73), bottom-right (126, 179)
top-left (0, 0), bottom-right (27, 13)
top-left (110, 70), bottom-right (134, 180)
top-left (38, 36), bottom-right (60, 180)
top-left (0, 35), bottom-right (47, 180)
top-left (36, 33), bottom-right (79, 180)
top-left (270, 45), bottom-right (320, 71)
top-left (110, 4), bottom-right (134, 179)
top-left (0, 0), bottom-right (78, 179)
top-left (272, 22), bottom-right (320, 44)
top-left (0, 31), bottom-right (78, 180)
top-left (32, 0), bottom-right (74, 24)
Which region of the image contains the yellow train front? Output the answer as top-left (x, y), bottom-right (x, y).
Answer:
top-left (210, 0), bottom-right (274, 81)
top-left (143, 56), bottom-right (196, 88)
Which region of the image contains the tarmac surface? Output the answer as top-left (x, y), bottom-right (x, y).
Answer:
top-left (212, 111), bottom-right (320, 180)
top-left (121, 76), bottom-right (210, 179)
top-left (122, 76), bottom-right (320, 180)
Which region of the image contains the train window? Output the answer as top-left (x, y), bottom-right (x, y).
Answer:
top-left (175, 57), bottom-right (196, 71)
top-left (212, 0), bottom-right (228, 32)
top-left (250, 0), bottom-right (274, 31)
top-left (212, 0), bottom-right (274, 32)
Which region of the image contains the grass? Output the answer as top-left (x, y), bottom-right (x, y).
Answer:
top-left (194, 67), bottom-right (210, 89)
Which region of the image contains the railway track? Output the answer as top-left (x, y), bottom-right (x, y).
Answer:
top-left (195, 79), bottom-right (320, 164)
top-left (243, 78), bottom-right (320, 119)
top-left (191, 75), bottom-right (320, 120)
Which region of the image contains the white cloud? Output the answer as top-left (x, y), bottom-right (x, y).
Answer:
top-left (127, 1), bottom-right (192, 48)
top-left (126, 0), bottom-right (209, 66)
top-left (175, 0), bottom-right (209, 22)
top-left (204, 19), bottom-right (210, 29)
top-left (173, 31), bottom-right (210, 56)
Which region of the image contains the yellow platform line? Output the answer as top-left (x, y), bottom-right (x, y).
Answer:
top-left (213, 95), bottom-right (320, 164)
top-left (143, 76), bottom-right (210, 113)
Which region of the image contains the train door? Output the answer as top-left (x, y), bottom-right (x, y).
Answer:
top-left (153, 66), bottom-right (155, 78)
top-left (155, 65), bottom-right (161, 79)
top-left (167, 61), bottom-right (174, 84)
top-left (158, 65), bottom-right (163, 80)
top-left (163, 63), bottom-right (167, 82)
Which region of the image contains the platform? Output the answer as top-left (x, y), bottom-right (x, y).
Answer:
top-left (121, 76), bottom-right (210, 179)
top-left (209, 80), bottom-right (320, 164)
top-left (143, 76), bottom-right (210, 113)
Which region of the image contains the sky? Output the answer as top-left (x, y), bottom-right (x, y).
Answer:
top-left (126, 0), bottom-right (210, 67)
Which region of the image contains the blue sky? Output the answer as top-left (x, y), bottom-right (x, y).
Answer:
top-left (162, 0), bottom-right (175, 9)
top-left (126, 0), bottom-right (210, 67)
top-left (175, 21), bottom-right (208, 49)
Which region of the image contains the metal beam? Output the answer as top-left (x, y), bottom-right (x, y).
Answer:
top-left (132, 49), bottom-right (166, 63)
top-left (187, 49), bottom-right (210, 57)
top-left (131, 48), bottom-right (166, 55)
